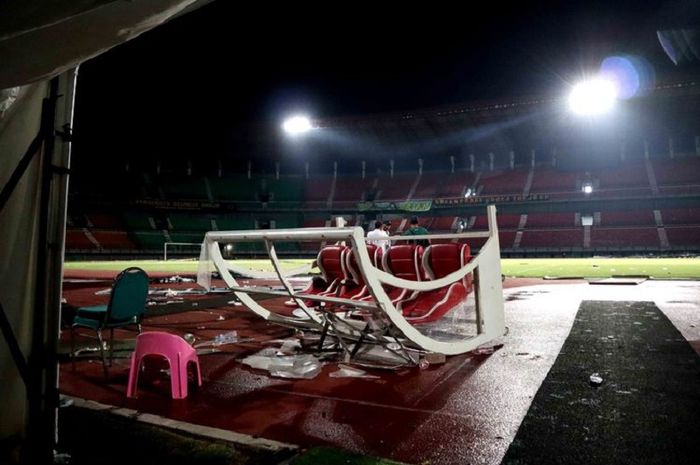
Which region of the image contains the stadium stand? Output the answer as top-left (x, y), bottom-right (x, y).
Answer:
top-left (479, 169), bottom-right (528, 195)
top-left (529, 168), bottom-right (578, 195)
top-left (303, 174), bottom-right (333, 204)
top-left (661, 207), bottom-right (700, 225)
top-left (91, 231), bottom-right (136, 250)
top-left (159, 175), bottom-right (209, 200)
top-left (66, 229), bottom-right (96, 250)
top-left (376, 173), bottom-right (416, 201)
top-left (599, 210), bottom-right (656, 226)
top-left (665, 226), bottom-right (700, 247)
top-left (519, 229), bottom-right (582, 249)
top-left (589, 227), bottom-right (660, 249)
top-left (525, 212), bottom-right (576, 228)
top-left (65, 85), bottom-right (700, 259)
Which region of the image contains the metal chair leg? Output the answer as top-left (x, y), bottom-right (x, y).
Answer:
top-left (97, 329), bottom-right (108, 378)
top-left (108, 328), bottom-right (114, 367)
top-left (70, 327), bottom-right (76, 371)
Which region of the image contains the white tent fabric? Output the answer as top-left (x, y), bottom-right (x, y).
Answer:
top-left (0, 0), bottom-right (212, 459)
top-left (0, 81), bottom-right (46, 443)
top-left (0, 0), bottom-right (210, 89)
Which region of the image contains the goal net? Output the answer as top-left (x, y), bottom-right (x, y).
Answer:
top-left (163, 242), bottom-right (202, 261)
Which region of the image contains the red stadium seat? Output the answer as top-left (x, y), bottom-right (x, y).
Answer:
top-left (399, 243), bottom-right (473, 324)
top-left (380, 244), bottom-right (425, 305)
top-left (287, 245), bottom-right (347, 307)
top-left (337, 244), bottom-right (379, 300)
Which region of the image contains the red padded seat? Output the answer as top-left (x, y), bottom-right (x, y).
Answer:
top-left (379, 244), bottom-right (424, 305)
top-left (337, 244), bottom-right (379, 300)
top-left (287, 245), bottom-right (347, 307)
top-left (400, 243), bottom-right (473, 324)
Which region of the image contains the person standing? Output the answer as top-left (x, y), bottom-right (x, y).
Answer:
top-left (402, 216), bottom-right (429, 247)
top-left (367, 220), bottom-right (390, 252)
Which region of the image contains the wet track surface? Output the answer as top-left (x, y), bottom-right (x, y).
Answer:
top-left (59, 279), bottom-right (700, 465)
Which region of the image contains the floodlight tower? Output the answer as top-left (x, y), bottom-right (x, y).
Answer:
top-left (568, 78), bottom-right (618, 116)
top-left (282, 115), bottom-right (313, 135)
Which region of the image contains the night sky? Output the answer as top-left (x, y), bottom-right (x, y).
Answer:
top-left (71, 0), bottom-right (698, 172)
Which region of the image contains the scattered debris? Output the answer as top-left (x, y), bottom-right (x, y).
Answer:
top-left (158, 275), bottom-right (195, 283)
top-left (589, 373), bottom-right (604, 386)
top-left (472, 343), bottom-right (504, 355)
top-left (211, 331), bottom-right (238, 346)
top-left (241, 348), bottom-right (323, 379)
top-left (422, 352), bottom-right (446, 365)
top-left (329, 364), bottom-right (379, 379)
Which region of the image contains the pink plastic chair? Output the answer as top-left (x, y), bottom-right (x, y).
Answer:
top-left (126, 331), bottom-right (202, 399)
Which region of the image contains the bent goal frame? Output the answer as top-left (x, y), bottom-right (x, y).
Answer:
top-left (197, 205), bottom-right (505, 360)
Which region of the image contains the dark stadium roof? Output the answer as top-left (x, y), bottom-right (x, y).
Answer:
top-left (72, 0), bottom-right (700, 172)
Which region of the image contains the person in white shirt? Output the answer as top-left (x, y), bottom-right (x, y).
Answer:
top-left (367, 220), bottom-right (389, 252)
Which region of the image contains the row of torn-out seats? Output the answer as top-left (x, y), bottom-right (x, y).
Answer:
top-left (291, 243), bottom-right (474, 325)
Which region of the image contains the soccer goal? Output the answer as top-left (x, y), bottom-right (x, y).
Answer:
top-left (163, 242), bottom-right (202, 261)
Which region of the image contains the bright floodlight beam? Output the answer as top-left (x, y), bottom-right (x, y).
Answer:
top-left (282, 115), bottom-right (312, 135)
top-left (568, 78), bottom-right (618, 115)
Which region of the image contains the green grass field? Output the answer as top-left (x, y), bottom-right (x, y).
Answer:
top-left (64, 257), bottom-right (700, 279)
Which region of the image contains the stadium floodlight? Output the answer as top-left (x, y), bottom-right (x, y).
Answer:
top-left (568, 78), bottom-right (618, 115)
top-left (282, 115), bottom-right (313, 135)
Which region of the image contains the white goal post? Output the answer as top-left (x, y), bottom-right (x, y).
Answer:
top-left (163, 242), bottom-right (202, 261)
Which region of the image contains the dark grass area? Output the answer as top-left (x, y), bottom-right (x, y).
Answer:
top-left (502, 300), bottom-right (700, 465)
top-left (57, 407), bottom-right (291, 465)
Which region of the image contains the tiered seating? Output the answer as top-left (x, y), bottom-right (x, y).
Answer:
top-left (519, 229), bottom-right (582, 248)
top-left (168, 213), bottom-right (212, 231)
top-left (91, 231), bottom-right (136, 250)
top-left (473, 214), bottom-right (520, 229)
top-left (133, 231), bottom-right (167, 250)
top-left (590, 160), bottom-right (650, 197)
top-left (159, 176), bottom-right (209, 200)
top-left (376, 173), bottom-right (415, 201)
top-left (464, 231), bottom-right (515, 250)
top-left (87, 213), bottom-right (123, 229)
top-left (665, 226), bottom-right (700, 247)
top-left (525, 212), bottom-right (575, 228)
top-left (208, 175), bottom-right (259, 202)
top-left (530, 168), bottom-right (577, 195)
top-left (413, 172), bottom-right (444, 199)
top-left (303, 175), bottom-right (333, 204)
top-left (265, 176), bottom-right (304, 207)
top-left (334, 175), bottom-right (376, 203)
top-left (216, 216), bottom-right (256, 230)
top-left (123, 212), bottom-right (153, 231)
top-left (661, 207), bottom-right (700, 225)
top-left (499, 231), bottom-right (517, 249)
top-left (429, 216), bottom-right (456, 232)
top-left (66, 229), bottom-right (96, 250)
top-left (600, 210), bottom-right (655, 226)
top-left (299, 218), bottom-right (329, 251)
top-left (169, 232), bottom-right (205, 244)
top-left (478, 169), bottom-right (528, 195)
top-left (440, 171), bottom-right (475, 197)
top-left (653, 157), bottom-right (700, 187)
top-left (589, 228), bottom-right (659, 248)
top-left (273, 215), bottom-right (302, 229)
